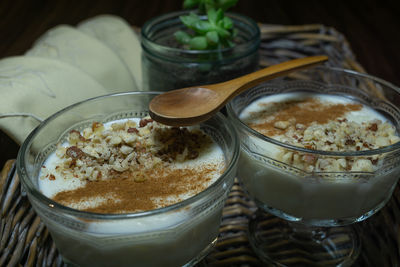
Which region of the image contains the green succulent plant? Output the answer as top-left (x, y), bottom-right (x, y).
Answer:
top-left (174, 0), bottom-right (238, 50)
top-left (183, 0), bottom-right (238, 13)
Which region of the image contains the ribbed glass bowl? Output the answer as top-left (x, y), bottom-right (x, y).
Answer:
top-left (17, 91), bottom-right (239, 267)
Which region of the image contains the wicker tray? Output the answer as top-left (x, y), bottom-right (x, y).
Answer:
top-left (1, 23), bottom-right (399, 267)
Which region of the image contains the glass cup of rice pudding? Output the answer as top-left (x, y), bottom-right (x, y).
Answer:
top-left (17, 92), bottom-right (239, 267)
top-left (227, 66), bottom-right (400, 266)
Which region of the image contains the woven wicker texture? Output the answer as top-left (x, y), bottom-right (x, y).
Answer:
top-left (1, 24), bottom-right (399, 266)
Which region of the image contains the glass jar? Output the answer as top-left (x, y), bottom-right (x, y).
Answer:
top-left (141, 10), bottom-right (260, 91)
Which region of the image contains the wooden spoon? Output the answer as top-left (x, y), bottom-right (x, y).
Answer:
top-left (149, 55), bottom-right (328, 126)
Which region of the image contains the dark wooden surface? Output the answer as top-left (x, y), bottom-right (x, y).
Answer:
top-left (1, 0), bottom-right (399, 165)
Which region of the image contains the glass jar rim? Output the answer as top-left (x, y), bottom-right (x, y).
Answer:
top-left (141, 10), bottom-right (260, 60)
top-left (227, 66), bottom-right (400, 157)
top-left (17, 91), bottom-right (239, 220)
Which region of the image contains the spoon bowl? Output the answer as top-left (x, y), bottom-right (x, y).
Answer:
top-left (149, 55), bottom-right (328, 126)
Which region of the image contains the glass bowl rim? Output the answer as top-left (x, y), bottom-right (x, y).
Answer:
top-left (227, 66), bottom-right (400, 157)
top-left (17, 91), bottom-right (239, 220)
top-left (140, 9), bottom-right (261, 56)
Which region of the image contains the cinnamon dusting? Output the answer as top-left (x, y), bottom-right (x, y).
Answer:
top-left (248, 98), bottom-right (362, 136)
top-left (53, 164), bottom-right (219, 214)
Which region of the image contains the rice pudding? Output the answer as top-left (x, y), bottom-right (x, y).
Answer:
top-left (39, 117), bottom-right (225, 213)
top-left (35, 116), bottom-right (229, 267)
top-left (237, 92), bottom-right (400, 221)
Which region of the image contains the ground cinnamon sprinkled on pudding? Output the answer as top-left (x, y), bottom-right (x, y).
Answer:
top-left (40, 117), bottom-right (225, 213)
top-left (52, 165), bottom-right (215, 214)
top-left (247, 97), bottom-right (362, 136)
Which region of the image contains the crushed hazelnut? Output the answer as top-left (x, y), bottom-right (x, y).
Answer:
top-left (274, 121), bottom-right (290, 130)
top-left (139, 118), bottom-right (153, 127)
top-left (246, 97), bottom-right (400, 173)
top-left (368, 123), bottom-right (378, 131)
top-left (43, 117), bottom-right (213, 184)
top-left (66, 146), bottom-right (84, 159)
top-left (127, 127), bottom-right (138, 133)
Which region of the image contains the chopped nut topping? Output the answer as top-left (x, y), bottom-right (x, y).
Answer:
top-left (139, 118), bottom-right (153, 128)
top-left (43, 117), bottom-right (213, 183)
top-left (274, 118), bottom-right (400, 172)
top-left (127, 127), bottom-right (138, 133)
top-left (368, 123), bottom-right (378, 131)
top-left (345, 138), bottom-right (356, 146)
top-left (245, 97), bottom-right (400, 173)
top-left (66, 146), bottom-right (84, 159)
top-left (274, 121), bottom-right (290, 130)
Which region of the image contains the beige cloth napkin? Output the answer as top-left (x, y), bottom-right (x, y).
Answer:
top-left (78, 14), bottom-right (143, 90)
top-left (0, 15), bottom-right (142, 144)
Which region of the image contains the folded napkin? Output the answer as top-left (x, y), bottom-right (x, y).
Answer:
top-left (78, 14), bottom-right (143, 90)
top-left (25, 24), bottom-right (137, 93)
top-left (0, 15), bottom-right (142, 144)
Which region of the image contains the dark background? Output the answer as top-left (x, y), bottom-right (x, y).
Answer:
top-left (1, 0), bottom-right (399, 165)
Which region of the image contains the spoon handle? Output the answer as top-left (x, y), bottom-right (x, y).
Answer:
top-left (211, 55), bottom-right (328, 100)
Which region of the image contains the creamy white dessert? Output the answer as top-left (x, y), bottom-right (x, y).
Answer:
top-left (238, 92), bottom-right (400, 221)
top-left (40, 117), bottom-right (225, 213)
top-left (37, 117), bottom-right (227, 267)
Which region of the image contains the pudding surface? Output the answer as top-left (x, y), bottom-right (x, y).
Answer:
top-left (39, 117), bottom-right (225, 214)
